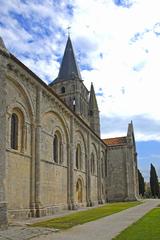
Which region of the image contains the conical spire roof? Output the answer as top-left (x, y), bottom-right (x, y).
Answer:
top-left (89, 83), bottom-right (99, 110)
top-left (54, 36), bottom-right (82, 83)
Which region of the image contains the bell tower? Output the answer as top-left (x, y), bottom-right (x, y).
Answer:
top-left (50, 36), bottom-right (89, 123)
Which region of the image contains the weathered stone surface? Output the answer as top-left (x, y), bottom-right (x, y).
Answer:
top-left (0, 35), bottom-right (138, 225)
top-left (0, 39), bottom-right (8, 228)
top-left (0, 226), bottom-right (59, 240)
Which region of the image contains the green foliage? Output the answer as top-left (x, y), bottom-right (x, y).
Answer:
top-left (138, 169), bottom-right (145, 196)
top-left (31, 202), bottom-right (141, 229)
top-left (150, 164), bottom-right (159, 198)
top-left (113, 208), bottom-right (160, 240)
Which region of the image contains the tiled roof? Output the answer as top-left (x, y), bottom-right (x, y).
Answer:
top-left (103, 137), bottom-right (127, 146)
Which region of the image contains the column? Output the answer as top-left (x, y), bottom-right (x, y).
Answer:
top-left (97, 143), bottom-right (102, 204)
top-left (0, 46), bottom-right (9, 229)
top-left (86, 132), bottom-right (92, 206)
top-left (35, 87), bottom-right (42, 217)
top-left (30, 123), bottom-right (36, 217)
top-left (68, 115), bottom-right (75, 209)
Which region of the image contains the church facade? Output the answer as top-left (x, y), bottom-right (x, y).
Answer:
top-left (0, 36), bottom-right (138, 228)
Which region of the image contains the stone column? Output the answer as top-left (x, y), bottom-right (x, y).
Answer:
top-left (135, 152), bottom-right (139, 198)
top-left (30, 123), bottom-right (36, 217)
top-left (0, 39), bottom-right (9, 229)
top-left (86, 132), bottom-right (92, 206)
top-left (125, 148), bottom-right (130, 199)
top-left (68, 115), bottom-right (75, 209)
top-left (35, 87), bottom-right (42, 217)
top-left (21, 122), bottom-right (27, 153)
top-left (97, 143), bottom-right (102, 204)
top-left (133, 152), bottom-right (139, 199)
top-left (104, 148), bottom-right (108, 202)
top-left (67, 142), bottom-right (71, 209)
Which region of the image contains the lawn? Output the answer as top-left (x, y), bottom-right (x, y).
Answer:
top-left (113, 207), bottom-right (160, 240)
top-left (31, 201), bottom-right (141, 229)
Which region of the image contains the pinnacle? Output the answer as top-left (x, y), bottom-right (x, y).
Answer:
top-left (0, 36), bottom-right (9, 56)
top-left (89, 82), bottom-right (99, 110)
top-left (0, 36), bottom-right (7, 49)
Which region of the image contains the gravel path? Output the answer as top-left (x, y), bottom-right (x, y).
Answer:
top-left (0, 199), bottom-right (159, 240)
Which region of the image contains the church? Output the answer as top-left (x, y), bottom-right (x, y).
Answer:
top-left (0, 35), bottom-right (139, 228)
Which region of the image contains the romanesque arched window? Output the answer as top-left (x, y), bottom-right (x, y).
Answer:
top-left (102, 184), bottom-right (104, 195)
top-left (101, 157), bottom-right (104, 178)
top-left (53, 135), bottom-right (58, 163)
top-left (76, 144), bottom-right (81, 169)
top-left (104, 158), bottom-right (107, 177)
top-left (91, 152), bottom-right (95, 175)
top-left (11, 113), bottom-right (18, 150)
top-left (53, 131), bottom-right (62, 164)
top-left (61, 86), bottom-right (65, 93)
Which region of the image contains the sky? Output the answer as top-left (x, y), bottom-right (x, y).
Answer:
top-left (0, 0), bottom-right (160, 181)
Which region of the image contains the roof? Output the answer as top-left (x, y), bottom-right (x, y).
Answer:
top-left (51, 36), bottom-right (82, 84)
top-left (103, 137), bottom-right (127, 146)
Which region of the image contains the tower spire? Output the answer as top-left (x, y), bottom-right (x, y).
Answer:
top-left (50, 36), bottom-right (90, 125)
top-left (52, 36), bottom-right (82, 83)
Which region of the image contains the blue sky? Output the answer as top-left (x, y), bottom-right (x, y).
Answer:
top-left (0, 0), bottom-right (160, 181)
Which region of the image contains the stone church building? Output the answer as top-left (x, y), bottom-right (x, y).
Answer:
top-left (0, 36), bottom-right (138, 228)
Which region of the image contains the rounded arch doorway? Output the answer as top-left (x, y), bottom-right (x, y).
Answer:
top-left (76, 179), bottom-right (83, 203)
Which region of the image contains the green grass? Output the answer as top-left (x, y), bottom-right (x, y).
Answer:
top-left (31, 201), bottom-right (141, 230)
top-left (113, 207), bottom-right (160, 240)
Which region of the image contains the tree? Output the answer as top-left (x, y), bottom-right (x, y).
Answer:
top-left (150, 163), bottom-right (159, 198)
top-left (138, 169), bottom-right (145, 196)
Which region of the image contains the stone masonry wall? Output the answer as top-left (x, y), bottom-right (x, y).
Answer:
top-left (0, 45), bottom-right (9, 228)
top-left (3, 54), bottom-right (106, 219)
top-left (107, 146), bottom-right (128, 201)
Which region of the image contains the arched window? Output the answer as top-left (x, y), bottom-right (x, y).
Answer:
top-left (53, 135), bottom-right (58, 163)
top-left (91, 152), bottom-right (95, 175)
top-left (53, 131), bottom-right (62, 164)
top-left (101, 157), bottom-right (104, 178)
top-left (90, 110), bottom-right (93, 116)
top-left (104, 158), bottom-right (107, 177)
top-left (61, 86), bottom-right (65, 93)
top-left (11, 113), bottom-right (18, 150)
top-left (76, 144), bottom-right (81, 169)
top-left (102, 184), bottom-right (104, 195)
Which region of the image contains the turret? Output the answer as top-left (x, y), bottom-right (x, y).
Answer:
top-left (89, 83), bottom-right (100, 136)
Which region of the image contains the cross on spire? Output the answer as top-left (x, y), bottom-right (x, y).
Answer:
top-left (67, 26), bottom-right (71, 36)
